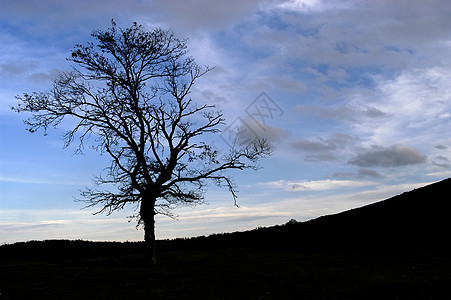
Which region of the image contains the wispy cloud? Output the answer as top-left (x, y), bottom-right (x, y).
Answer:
top-left (350, 67), bottom-right (451, 146)
top-left (0, 209), bottom-right (141, 244)
top-left (259, 178), bottom-right (374, 191)
top-left (290, 133), bottom-right (359, 162)
top-left (426, 170), bottom-right (451, 178)
top-left (0, 175), bottom-right (90, 186)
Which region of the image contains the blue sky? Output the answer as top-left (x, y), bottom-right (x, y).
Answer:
top-left (1, 0), bottom-right (451, 244)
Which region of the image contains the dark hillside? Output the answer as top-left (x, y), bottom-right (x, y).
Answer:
top-left (169, 178), bottom-right (451, 251)
top-left (299, 177), bottom-right (451, 248)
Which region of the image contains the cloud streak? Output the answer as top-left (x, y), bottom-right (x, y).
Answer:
top-left (291, 133), bottom-right (358, 162)
top-left (260, 178), bottom-right (374, 192)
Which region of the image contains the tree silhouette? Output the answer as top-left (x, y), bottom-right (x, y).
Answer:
top-left (13, 21), bottom-right (271, 265)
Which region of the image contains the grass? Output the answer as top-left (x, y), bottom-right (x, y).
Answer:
top-left (1, 239), bottom-right (450, 299)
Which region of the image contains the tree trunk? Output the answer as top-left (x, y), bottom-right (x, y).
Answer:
top-left (140, 198), bottom-right (157, 266)
top-left (144, 216), bottom-right (157, 266)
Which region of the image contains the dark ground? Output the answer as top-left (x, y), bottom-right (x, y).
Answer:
top-left (1, 178), bottom-right (451, 299)
top-left (1, 239), bottom-right (450, 299)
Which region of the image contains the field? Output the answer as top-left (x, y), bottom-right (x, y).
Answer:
top-left (1, 234), bottom-right (451, 299)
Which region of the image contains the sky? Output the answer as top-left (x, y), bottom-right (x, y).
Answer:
top-left (1, 0), bottom-right (451, 244)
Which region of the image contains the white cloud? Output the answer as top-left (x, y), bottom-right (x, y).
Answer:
top-left (351, 67), bottom-right (451, 146)
top-left (0, 208), bottom-right (142, 244)
top-left (426, 170), bottom-right (451, 178)
top-left (260, 178), bottom-right (374, 191)
top-left (275, 0), bottom-right (352, 12)
top-left (0, 175), bottom-right (89, 186)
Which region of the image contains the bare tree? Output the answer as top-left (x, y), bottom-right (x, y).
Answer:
top-left (13, 21), bottom-right (271, 265)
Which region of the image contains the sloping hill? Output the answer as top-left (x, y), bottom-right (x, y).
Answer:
top-left (298, 177), bottom-right (451, 248)
top-left (165, 178), bottom-right (451, 251)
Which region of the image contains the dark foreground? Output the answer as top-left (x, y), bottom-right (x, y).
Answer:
top-left (1, 234), bottom-right (451, 299)
top-left (2, 178), bottom-right (451, 299)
